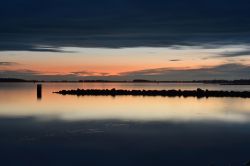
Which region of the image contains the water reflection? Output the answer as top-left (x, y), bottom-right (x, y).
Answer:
top-left (0, 83), bottom-right (250, 122)
top-left (0, 118), bottom-right (250, 166)
top-left (1, 83), bottom-right (250, 165)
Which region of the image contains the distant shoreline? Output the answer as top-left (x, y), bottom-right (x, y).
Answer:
top-left (1, 78), bottom-right (250, 85)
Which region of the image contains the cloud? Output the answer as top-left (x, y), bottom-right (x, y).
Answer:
top-left (0, 41), bottom-right (73, 52)
top-left (0, 69), bottom-right (40, 76)
top-left (0, 62), bottom-right (19, 66)
top-left (169, 59), bottom-right (181, 62)
top-left (219, 50), bottom-right (250, 57)
top-left (0, 0), bottom-right (250, 51)
top-left (118, 63), bottom-right (250, 81)
top-left (120, 68), bottom-right (174, 76)
top-left (0, 69), bottom-right (80, 81)
top-left (71, 70), bottom-right (110, 76)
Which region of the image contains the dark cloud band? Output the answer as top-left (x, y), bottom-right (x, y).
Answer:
top-left (0, 0), bottom-right (250, 51)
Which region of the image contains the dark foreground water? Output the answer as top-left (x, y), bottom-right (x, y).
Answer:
top-left (0, 83), bottom-right (250, 166)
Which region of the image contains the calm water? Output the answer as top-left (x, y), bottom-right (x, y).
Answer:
top-left (1, 83), bottom-right (250, 166)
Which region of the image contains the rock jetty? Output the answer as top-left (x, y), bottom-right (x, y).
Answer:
top-left (54, 88), bottom-right (250, 98)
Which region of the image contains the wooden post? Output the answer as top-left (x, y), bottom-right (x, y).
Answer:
top-left (37, 84), bottom-right (42, 100)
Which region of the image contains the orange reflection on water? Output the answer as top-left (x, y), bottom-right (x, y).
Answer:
top-left (1, 83), bottom-right (250, 122)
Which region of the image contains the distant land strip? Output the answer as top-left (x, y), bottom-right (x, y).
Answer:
top-left (2, 78), bottom-right (250, 85)
top-left (54, 88), bottom-right (250, 98)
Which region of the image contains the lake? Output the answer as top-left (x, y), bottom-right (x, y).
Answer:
top-left (1, 82), bottom-right (250, 166)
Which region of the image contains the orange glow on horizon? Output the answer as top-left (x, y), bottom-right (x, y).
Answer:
top-left (1, 46), bottom-right (250, 78)
top-left (0, 59), bottom-right (224, 76)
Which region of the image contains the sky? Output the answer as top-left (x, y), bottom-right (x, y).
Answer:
top-left (1, 0), bottom-right (250, 81)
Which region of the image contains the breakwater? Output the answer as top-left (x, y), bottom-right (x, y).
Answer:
top-left (54, 88), bottom-right (250, 98)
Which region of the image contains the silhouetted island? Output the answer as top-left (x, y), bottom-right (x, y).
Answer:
top-left (54, 88), bottom-right (250, 98)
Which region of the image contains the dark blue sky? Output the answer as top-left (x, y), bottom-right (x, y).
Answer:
top-left (1, 0), bottom-right (250, 50)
